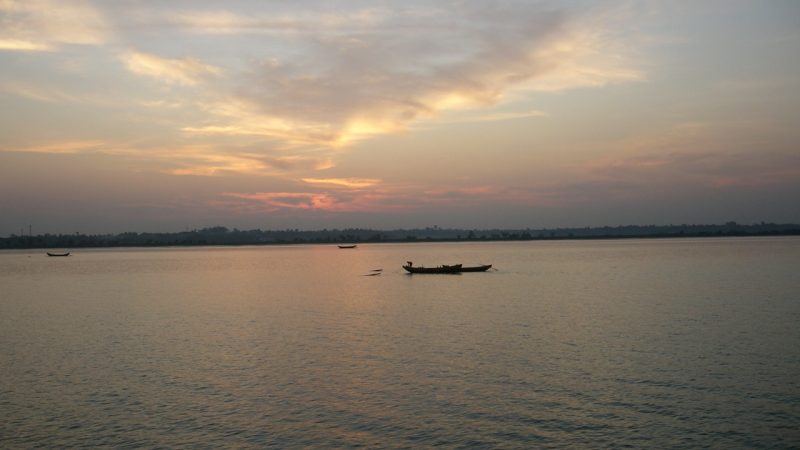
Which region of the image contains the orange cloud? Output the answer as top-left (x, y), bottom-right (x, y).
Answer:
top-left (181, 98), bottom-right (343, 148)
top-left (301, 177), bottom-right (380, 188)
top-left (0, 0), bottom-right (108, 50)
top-left (171, 8), bottom-right (388, 35)
top-left (0, 39), bottom-right (51, 51)
top-left (223, 192), bottom-right (335, 211)
top-left (5, 140), bottom-right (108, 154)
top-left (122, 51), bottom-right (222, 86)
top-left (176, 4), bottom-right (642, 150)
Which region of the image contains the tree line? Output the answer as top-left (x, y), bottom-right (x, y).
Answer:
top-left (2, 222), bottom-right (799, 249)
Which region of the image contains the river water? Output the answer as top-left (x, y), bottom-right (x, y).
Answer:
top-left (1, 237), bottom-right (798, 448)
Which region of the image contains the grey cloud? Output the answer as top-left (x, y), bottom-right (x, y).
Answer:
top-left (592, 150), bottom-right (800, 186)
top-left (235, 3), bottom-right (567, 128)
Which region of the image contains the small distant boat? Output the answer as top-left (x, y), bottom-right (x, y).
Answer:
top-left (402, 262), bottom-right (462, 274)
top-left (338, 245), bottom-right (357, 249)
top-left (46, 252), bottom-right (70, 257)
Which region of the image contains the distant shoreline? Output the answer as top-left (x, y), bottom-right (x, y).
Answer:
top-left (2, 223), bottom-right (798, 250)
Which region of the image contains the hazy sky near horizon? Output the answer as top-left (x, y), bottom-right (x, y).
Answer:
top-left (1, 0), bottom-right (799, 234)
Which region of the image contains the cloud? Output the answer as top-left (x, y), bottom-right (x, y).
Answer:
top-left (2, 140), bottom-right (108, 154)
top-left (301, 177), bottom-right (380, 188)
top-left (0, 39), bottom-right (52, 51)
top-left (3, 2), bottom-right (644, 177)
top-left (566, 147), bottom-right (800, 207)
top-left (170, 7), bottom-right (388, 35)
top-left (0, 81), bottom-right (79, 102)
top-left (181, 98), bottom-right (339, 147)
top-left (427, 108), bottom-right (548, 126)
top-left (1, 2), bottom-right (646, 196)
top-left (178, 2), bottom-right (642, 148)
top-left (121, 51), bottom-right (222, 86)
top-left (0, 139), bottom-right (333, 178)
top-left (163, 150), bottom-right (333, 177)
top-left (217, 188), bottom-right (410, 215)
top-left (222, 192), bottom-right (336, 211)
top-left (586, 119), bottom-right (800, 187)
top-left (217, 181), bottom-right (552, 217)
top-left (0, 0), bottom-right (108, 51)
top-left (164, 152), bottom-right (267, 176)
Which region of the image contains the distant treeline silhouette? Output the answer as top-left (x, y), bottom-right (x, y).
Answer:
top-left (2, 222), bottom-right (799, 249)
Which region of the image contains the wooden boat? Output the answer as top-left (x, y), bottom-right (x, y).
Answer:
top-left (402, 262), bottom-right (491, 273)
top-left (459, 264), bottom-right (492, 272)
top-left (338, 244), bottom-right (357, 249)
top-left (46, 252), bottom-right (70, 257)
top-left (402, 262), bottom-right (462, 274)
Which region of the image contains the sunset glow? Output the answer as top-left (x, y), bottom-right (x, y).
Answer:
top-left (1, 1), bottom-right (798, 234)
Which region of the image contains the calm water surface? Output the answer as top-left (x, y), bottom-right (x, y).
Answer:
top-left (1, 238), bottom-right (799, 448)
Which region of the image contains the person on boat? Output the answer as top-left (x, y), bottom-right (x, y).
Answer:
top-left (407, 261), bottom-right (413, 267)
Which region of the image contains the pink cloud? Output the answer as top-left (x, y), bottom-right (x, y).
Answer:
top-left (223, 192), bottom-right (335, 211)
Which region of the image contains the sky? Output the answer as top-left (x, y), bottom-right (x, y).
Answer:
top-left (1, 0), bottom-right (799, 235)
